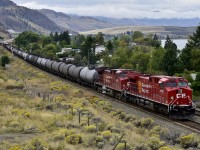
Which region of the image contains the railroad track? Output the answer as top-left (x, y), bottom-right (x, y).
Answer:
top-left (9, 51), bottom-right (200, 134)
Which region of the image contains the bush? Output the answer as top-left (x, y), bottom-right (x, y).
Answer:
top-left (50, 129), bottom-right (68, 141)
top-left (159, 146), bottom-right (173, 150)
top-left (1, 55), bottom-right (10, 67)
top-left (24, 138), bottom-right (48, 150)
top-left (9, 145), bottom-right (22, 150)
top-left (115, 143), bottom-right (131, 150)
top-left (180, 133), bottom-right (199, 148)
top-left (101, 130), bottom-right (112, 140)
top-left (140, 118), bottom-right (154, 129)
top-left (147, 134), bottom-right (165, 150)
top-left (65, 134), bottom-right (82, 145)
top-left (110, 127), bottom-right (121, 133)
top-left (109, 134), bottom-right (120, 145)
top-left (83, 134), bottom-right (97, 147)
top-left (84, 125), bottom-right (96, 133)
top-left (135, 144), bottom-right (150, 150)
top-left (23, 124), bottom-right (38, 133)
top-left (96, 135), bottom-right (104, 143)
top-left (97, 142), bottom-right (104, 149)
top-left (150, 126), bottom-right (169, 139)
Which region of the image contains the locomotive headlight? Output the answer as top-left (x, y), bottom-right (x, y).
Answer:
top-left (171, 96), bottom-right (174, 100)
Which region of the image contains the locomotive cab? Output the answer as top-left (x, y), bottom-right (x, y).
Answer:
top-left (159, 77), bottom-right (195, 119)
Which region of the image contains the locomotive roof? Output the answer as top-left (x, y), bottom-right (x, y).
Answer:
top-left (150, 75), bottom-right (183, 78)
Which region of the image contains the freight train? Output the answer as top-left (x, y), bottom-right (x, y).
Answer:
top-left (3, 44), bottom-right (196, 119)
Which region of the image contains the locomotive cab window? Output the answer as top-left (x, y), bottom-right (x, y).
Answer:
top-left (178, 81), bottom-right (187, 87)
top-left (119, 73), bottom-right (127, 78)
top-left (165, 82), bottom-right (177, 87)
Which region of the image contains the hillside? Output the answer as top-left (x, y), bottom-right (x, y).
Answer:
top-left (0, 0), bottom-right (62, 34)
top-left (81, 26), bottom-right (196, 37)
top-left (38, 9), bottom-right (115, 32)
top-left (0, 26), bottom-right (10, 39)
top-left (96, 17), bottom-right (200, 27)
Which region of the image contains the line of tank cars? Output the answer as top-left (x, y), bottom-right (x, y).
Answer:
top-left (4, 44), bottom-right (196, 120)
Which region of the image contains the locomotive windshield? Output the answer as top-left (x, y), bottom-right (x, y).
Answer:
top-left (178, 81), bottom-right (187, 87)
top-left (165, 82), bottom-right (177, 87)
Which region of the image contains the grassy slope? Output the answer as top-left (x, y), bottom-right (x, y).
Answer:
top-left (0, 46), bottom-right (199, 149)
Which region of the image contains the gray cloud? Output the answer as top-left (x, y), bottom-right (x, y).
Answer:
top-left (12, 0), bottom-right (200, 18)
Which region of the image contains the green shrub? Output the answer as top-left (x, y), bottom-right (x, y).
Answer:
top-left (147, 134), bottom-right (165, 150)
top-left (98, 122), bottom-right (107, 131)
top-left (96, 135), bottom-right (104, 142)
top-left (9, 145), bottom-right (22, 150)
top-left (180, 133), bottom-right (199, 148)
top-left (158, 146), bottom-right (173, 150)
top-left (135, 144), bottom-right (150, 150)
top-left (110, 127), bottom-right (121, 133)
top-left (24, 138), bottom-right (48, 150)
top-left (9, 121), bottom-right (20, 127)
top-left (50, 129), bottom-right (68, 141)
top-left (109, 134), bottom-right (120, 145)
top-left (119, 111), bottom-right (126, 120)
top-left (140, 118), bottom-right (154, 129)
top-left (23, 124), bottom-right (38, 133)
top-left (150, 126), bottom-right (169, 139)
top-left (84, 125), bottom-right (96, 133)
top-left (65, 134), bottom-right (82, 145)
top-left (101, 130), bottom-right (112, 140)
top-left (115, 143), bottom-right (131, 150)
top-left (83, 134), bottom-right (97, 147)
top-left (97, 142), bottom-right (104, 149)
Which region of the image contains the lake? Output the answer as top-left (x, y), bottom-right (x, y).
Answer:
top-left (161, 39), bottom-right (188, 50)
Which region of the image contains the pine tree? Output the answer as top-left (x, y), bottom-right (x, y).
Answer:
top-left (180, 25), bottom-right (200, 71)
top-left (162, 36), bottom-right (179, 75)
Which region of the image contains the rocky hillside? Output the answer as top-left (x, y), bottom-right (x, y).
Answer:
top-left (38, 9), bottom-right (115, 32)
top-left (0, 0), bottom-right (62, 34)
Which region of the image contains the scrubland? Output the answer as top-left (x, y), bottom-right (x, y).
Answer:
top-left (0, 47), bottom-right (200, 150)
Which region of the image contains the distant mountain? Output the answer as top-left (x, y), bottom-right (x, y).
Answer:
top-left (95, 17), bottom-right (200, 27)
top-left (0, 0), bottom-right (199, 36)
top-left (0, 0), bottom-right (16, 7)
top-left (38, 9), bottom-right (115, 32)
top-left (0, 0), bottom-right (62, 34)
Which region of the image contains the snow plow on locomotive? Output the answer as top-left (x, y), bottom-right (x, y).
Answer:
top-left (95, 68), bottom-right (196, 119)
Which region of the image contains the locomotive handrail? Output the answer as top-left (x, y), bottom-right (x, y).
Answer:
top-left (188, 96), bottom-right (196, 109)
top-left (168, 98), bottom-right (179, 112)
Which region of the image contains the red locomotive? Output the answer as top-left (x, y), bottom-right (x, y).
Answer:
top-left (95, 68), bottom-right (196, 119)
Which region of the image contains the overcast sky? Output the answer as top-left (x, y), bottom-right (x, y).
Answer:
top-left (12, 0), bottom-right (200, 19)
